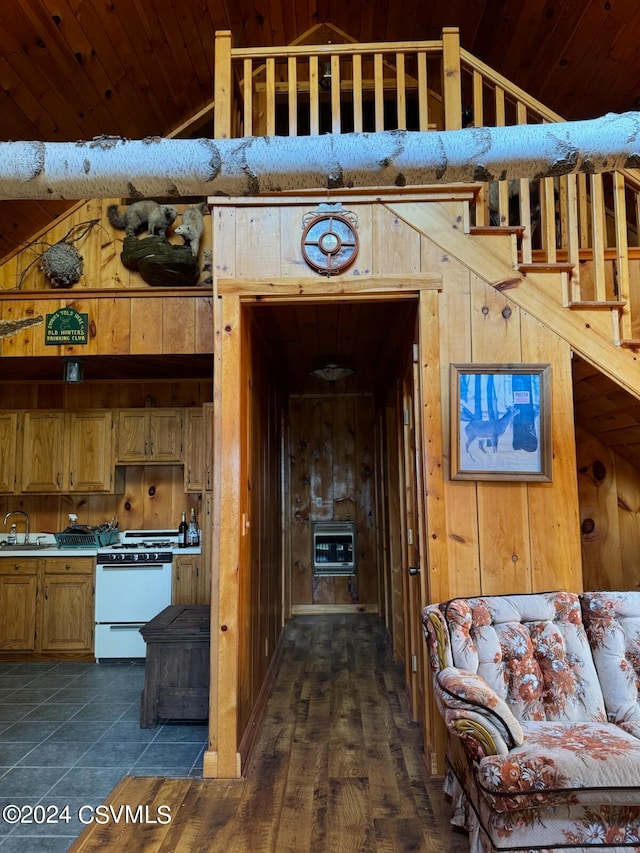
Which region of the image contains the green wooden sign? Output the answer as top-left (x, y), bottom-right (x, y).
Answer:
top-left (45, 307), bottom-right (89, 345)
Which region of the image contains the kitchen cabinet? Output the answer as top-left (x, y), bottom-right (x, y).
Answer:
top-left (68, 411), bottom-right (114, 492)
top-left (41, 557), bottom-right (94, 653)
top-left (184, 408), bottom-right (205, 492)
top-left (0, 413), bottom-right (17, 493)
top-left (0, 555), bottom-right (95, 656)
top-left (172, 554), bottom-right (203, 605)
top-left (0, 559), bottom-right (38, 651)
top-left (20, 412), bottom-right (66, 492)
top-left (116, 409), bottom-right (183, 463)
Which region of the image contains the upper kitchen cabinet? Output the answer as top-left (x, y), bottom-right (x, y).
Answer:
top-left (68, 412), bottom-right (115, 493)
top-left (116, 409), bottom-right (183, 464)
top-left (0, 413), bottom-right (17, 493)
top-left (20, 412), bottom-right (66, 492)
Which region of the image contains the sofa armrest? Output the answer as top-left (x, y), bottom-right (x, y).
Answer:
top-left (436, 667), bottom-right (524, 755)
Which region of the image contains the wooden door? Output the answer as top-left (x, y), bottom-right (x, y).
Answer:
top-left (149, 410), bottom-right (183, 462)
top-left (40, 574), bottom-right (94, 652)
top-left (0, 560), bottom-right (37, 651)
top-left (184, 408), bottom-right (205, 492)
top-left (0, 413), bottom-right (17, 493)
top-left (399, 356), bottom-right (428, 732)
top-left (116, 410), bottom-right (148, 462)
top-left (173, 555), bottom-right (202, 604)
top-left (21, 412), bottom-right (66, 492)
top-left (68, 411), bottom-right (113, 492)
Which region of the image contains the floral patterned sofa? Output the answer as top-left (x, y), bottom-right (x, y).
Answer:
top-left (422, 590), bottom-right (640, 852)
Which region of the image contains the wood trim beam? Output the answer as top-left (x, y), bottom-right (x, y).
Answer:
top-left (216, 273), bottom-right (442, 297)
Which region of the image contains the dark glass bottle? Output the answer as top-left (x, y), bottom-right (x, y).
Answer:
top-left (178, 511), bottom-right (188, 548)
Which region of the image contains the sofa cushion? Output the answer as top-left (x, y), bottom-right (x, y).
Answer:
top-left (477, 720), bottom-right (640, 813)
top-left (581, 591), bottom-right (640, 733)
top-left (443, 591), bottom-right (607, 723)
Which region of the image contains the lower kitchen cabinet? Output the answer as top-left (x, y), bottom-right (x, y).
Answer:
top-left (0, 560), bottom-right (38, 651)
top-left (41, 558), bottom-right (95, 653)
top-left (0, 556), bottom-right (95, 656)
top-left (172, 555), bottom-right (202, 605)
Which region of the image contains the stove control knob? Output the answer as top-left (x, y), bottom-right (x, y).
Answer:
top-left (132, 553), bottom-right (139, 561)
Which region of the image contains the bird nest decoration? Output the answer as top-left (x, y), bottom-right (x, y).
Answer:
top-left (16, 219), bottom-right (100, 289)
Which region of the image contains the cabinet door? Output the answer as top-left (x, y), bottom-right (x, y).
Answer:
top-left (204, 402), bottom-right (214, 491)
top-left (41, 574), bottom-right (94, 652)
top-left (0, 566), bottom-right (37, 651)
top-left (184, 408), bottom-right (205, 492)
top-left (116, 410), bottom-right (148, 463)
top-left (21, 412), bottom-right (66, 492)
top-left (68, 412), bottom-right (113, 492)
top-left (0, 413), bottom-right (17, 493)
top-left (149, 410), bottom-right (182, 462)
top-left (172, 555), bottom-right (201, 605)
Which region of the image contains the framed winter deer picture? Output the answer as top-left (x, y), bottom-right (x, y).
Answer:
top-left (450, 363), bottom-right (552, 481)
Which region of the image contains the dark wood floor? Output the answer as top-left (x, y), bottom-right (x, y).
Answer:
top-left (70, 614), bottom-right (469, 852)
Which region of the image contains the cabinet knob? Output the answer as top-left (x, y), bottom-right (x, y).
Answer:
top-left (65, 564), bottom-right (71, 570)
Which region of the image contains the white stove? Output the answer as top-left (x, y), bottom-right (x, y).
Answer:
top-left (95, 529), bottom-right (177, 661)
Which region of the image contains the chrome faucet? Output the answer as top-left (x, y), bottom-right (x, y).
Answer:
top-left (3, 510), bottom-right (30, 544)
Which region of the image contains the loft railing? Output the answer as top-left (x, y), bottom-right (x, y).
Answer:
top-left (213, 28), bottom-right (640, 344)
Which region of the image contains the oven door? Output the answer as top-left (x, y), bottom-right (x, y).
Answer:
top-left (95, 562), bottom-right (172, 622)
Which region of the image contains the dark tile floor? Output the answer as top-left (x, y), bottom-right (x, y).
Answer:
top-left (0, 660), bottom-right (208, 852)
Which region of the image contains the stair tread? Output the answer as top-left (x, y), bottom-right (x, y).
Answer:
top-left (470, 225), bottom-right (525, 236)
top-left (519, 262), bottom-right (575, 273)
top-left (568, 300), bottom-right (626, 309)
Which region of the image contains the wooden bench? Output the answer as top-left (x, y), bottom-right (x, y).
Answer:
top-left (139, 604), bottom-right (210, 728)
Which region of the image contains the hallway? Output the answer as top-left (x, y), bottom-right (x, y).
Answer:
top-left (71, 614), bottom-right (468, 852)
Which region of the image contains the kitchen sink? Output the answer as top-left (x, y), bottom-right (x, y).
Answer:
top-left (0, 543), bottom-right (56, 551)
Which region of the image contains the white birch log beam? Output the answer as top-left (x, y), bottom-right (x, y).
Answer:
top-left (1, 112), bottom-right (639, 200)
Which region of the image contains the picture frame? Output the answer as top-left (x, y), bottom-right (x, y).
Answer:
top-left (450, 363), bottom-right (552, 482)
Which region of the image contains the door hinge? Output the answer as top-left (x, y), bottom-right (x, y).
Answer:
top-left (403, 409), bottom-right (410, 425)
top-left (412, 343), bottom-right (419, 363)
top-left (411, 654), bottom-right (418, 673)
top-left (407, 528), bottom-right (413, 545)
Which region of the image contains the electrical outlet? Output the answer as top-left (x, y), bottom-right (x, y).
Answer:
top-left (315, 496), bottom-right (323, 508)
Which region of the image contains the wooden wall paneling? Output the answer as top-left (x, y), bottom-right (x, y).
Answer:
top-left (575, 425), bottom-right (624, 591)
top-left (130, 297), bottom-right (163, 353)
top-left (471, 278), bottom-right (533, 595)
top-left (373, 414), bottom-right (389, 622)
top-left (311, 395), bottom-right (339, 606)
top-left (212, 203), bottom-right (236, 280)
top-left (354, 395), bottom-right (377, 606)
top-left (96, 296), bottom-right (132, 354)
top-left (431, 239), bottom-right (480, 600)
top-left (162, 297), bottom-right (196, 354)
top-left (100, 199), bottom-right (128, 288)
top-left (520, 314), bottom-right (583, 592)
top-left (289, 396), bottom-right (312, 605)
top-left (235, 208), bottom-right (282, 278)
top-left (195, 295), bottom-right (214, 354)
top-left (331, 395), bottom-right (356, 605)
top-left (612, 453), bottom-right (640, 591)
top-left (0, 253), bottom-right (19, 292)
top-left (372, 205), bottom-right (420, 275)
top-left (1, 299), bottom-right (39, 357)
top-left (351, 204), bottom-right (373, 277)
top-left (279, 205), bottom-right (308, 278)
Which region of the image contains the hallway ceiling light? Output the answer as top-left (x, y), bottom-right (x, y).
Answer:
top-left (310, 362), bottom-right (354, 383)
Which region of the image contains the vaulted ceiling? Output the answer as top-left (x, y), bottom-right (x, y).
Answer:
top-left (2, 1), bottom-right (640, 261)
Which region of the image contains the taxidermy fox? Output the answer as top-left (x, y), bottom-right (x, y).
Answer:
top-left (107, 200), bottom-right (178, 238)
top-left (174, 203), bottom-right (207, 258)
